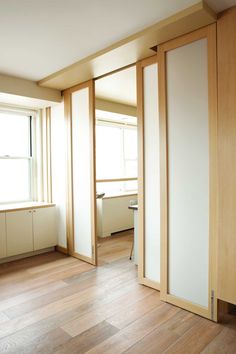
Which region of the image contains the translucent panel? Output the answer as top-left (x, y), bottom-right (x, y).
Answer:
top-left (167, 39), bottom-right (209, 307)
top-left (0, 112), bottom-right (30, 156)
top-left (124, 129), bottom-right (137, 159)
top-left (144, 63), bottom-right (160, 283)
top-left (96, 125), bottom-right (123, 179)
top-left (72, 88), bottom-right (93, 258)
top-left (0, 159), bottom-right (31, 203)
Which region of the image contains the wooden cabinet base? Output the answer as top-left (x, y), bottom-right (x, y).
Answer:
top-left (0, 247), bottom-right (55, 264)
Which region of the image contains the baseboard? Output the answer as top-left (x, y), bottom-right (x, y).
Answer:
top-left (56, 245), bottom-right (68, 255)
top-left (0, 247), bottom-right (55, 264)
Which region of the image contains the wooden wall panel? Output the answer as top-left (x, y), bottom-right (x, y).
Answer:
top-left (217, 6), bottom-right (236, 305)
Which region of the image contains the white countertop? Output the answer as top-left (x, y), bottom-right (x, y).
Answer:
top-left (102, 191), bottom-right (138, 199)
top-left (0, 202), bottom-right (55, 213)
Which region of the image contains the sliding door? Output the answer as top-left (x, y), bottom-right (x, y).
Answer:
top-left (137, 56), bottom-right (160, 290)
top-left (159, 25), bottom-right (217, 320)
top-left (64, 81), bottom-right (97, 265)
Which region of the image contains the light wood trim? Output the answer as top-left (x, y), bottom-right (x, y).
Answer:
top-left (217, 6), bottom-right (236, 306)
top-left (63, 90), bottom-right (74, 255)
top-left (159, 24), bottom-right (210, 52)
top-left (46, 107), bottom-right (52, 203)
top-left (142, 278), bottom-right (160, 291)
top-left (55, 245), bottom-right (68, 255)
top-left (38, 2), bottom-right (216, 90)
top-left (159, 24), bottom-right (218, 320)
top-left (63, 80), bottom-right (93, 95)
top-left (166, 294), bottom-right (209, 319)
top-left (89, 80), bottom-right (97, 266)
top-left (137, 60), bottom-right (144, 284)
top-left (97, 178), bottom-right (137, 183)
top-left (140, 55), bottom-right (157, 68)
top-left (207, 23), bottom-right (218, 322)
top-left (137, 55), bottom-right (159, 289)
top-left (72, 252), bottom-right (95, 265)
top-left (64, 81), bottom-right (97, 266)
top-left (159, 45), bottom-right (168, 302)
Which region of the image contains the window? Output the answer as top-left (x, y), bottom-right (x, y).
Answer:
top-left (0, 111), bottom-right (34, 203)
top-left (96, 110), bottom-right (137, 194)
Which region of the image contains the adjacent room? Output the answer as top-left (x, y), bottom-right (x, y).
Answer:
top-left (95, 66), bottom-right (138, 265)
top-left (0, 0), bottom-right (236, 353)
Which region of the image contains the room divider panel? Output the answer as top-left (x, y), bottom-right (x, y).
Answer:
top-left (64, 81), bottom-right (97, 265)
top-left (159, 24), bottom-right (218, 320)
top-left (137, 55), bottom-right (161, 290)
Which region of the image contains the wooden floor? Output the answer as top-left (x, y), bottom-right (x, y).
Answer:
top-left (97, 229), bottom-right (133, 264)
top-left (0, 252), bottom-right (235, 353)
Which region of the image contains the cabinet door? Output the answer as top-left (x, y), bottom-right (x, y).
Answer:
top-left (33, 207), bottom-right (57, 250)
top-left (0, 213), bottom-right (7, 258)
top-left (6, 210), bottom-right (33, 257)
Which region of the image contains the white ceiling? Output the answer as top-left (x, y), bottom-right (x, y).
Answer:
top-left (0, 0), bottom-right (235, 82)
top-left (95, 66), bottom-right (136, 106)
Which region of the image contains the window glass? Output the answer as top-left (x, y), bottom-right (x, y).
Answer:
top-left (0, 111), bottom-right (32, 203)
top-left (0, 159), bottom-right (31, 203)
top-left (124, 129), bottom-right (137, 160)
top-left (96, 114), bottom-right (138, 194)
top-left (0, 112), bottom-right (30, 156)
top-left (96, 125), bottom-right (123, 179)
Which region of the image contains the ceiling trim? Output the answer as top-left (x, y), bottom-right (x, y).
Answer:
top-left (95, 98), bottom-right (137, 117)
top-left (38, 1), bottom-right (216, 91)
top-left (0, 73), bottom-right (61, 102)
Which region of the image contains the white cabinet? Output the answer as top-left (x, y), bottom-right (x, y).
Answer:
top-left (6, 210), bottom-right (33, 257)
top-left (33, 207), bottom-right (57, 250)
top-left (97, 194), bottom-right (137, 238)
top-left (0, 213), bottom-right (7, 258)
top-left (5, 206), bottom-right (57, 258)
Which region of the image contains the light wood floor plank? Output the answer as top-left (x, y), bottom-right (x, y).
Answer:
top-left (55, 321), bottom-right (119, 354)
top-left (85, 304), bottom-right (180, 354)
top-left (0, 234), bottom-right (235, 354)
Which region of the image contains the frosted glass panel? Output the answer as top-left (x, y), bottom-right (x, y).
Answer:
top-left (72, 88), bottom-right (92, 258)
top-left (144, 63), bottom-right (160, 283)
top-left (167, 39), bottom-right (209, 307)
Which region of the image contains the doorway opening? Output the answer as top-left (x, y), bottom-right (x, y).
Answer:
top-left (95, 66), bottom-right (138, 266)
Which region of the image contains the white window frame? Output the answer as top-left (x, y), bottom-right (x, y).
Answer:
top-left (96, 117), bottom-right (138, 192)
top-left (0, 107), bottom-right (37, 204)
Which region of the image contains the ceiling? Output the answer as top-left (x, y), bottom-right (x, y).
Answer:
top-left (0, 0), bottom-right (235, 82)
top-left (95, 66), bottom-right (136, 106)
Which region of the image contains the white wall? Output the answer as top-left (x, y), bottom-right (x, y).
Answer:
top-left (51, 102), bottom-right (67, 248)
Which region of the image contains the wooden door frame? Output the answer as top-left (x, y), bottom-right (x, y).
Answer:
top-left (137, 55), bottom-right (160, 291)
top-left (63, 80), bottom-right (97, 265)
top-left (159, 24), bottom-right (218, 320)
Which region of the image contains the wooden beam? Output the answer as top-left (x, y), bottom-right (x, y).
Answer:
top-left (38, 1), bottom-right (216, 91)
